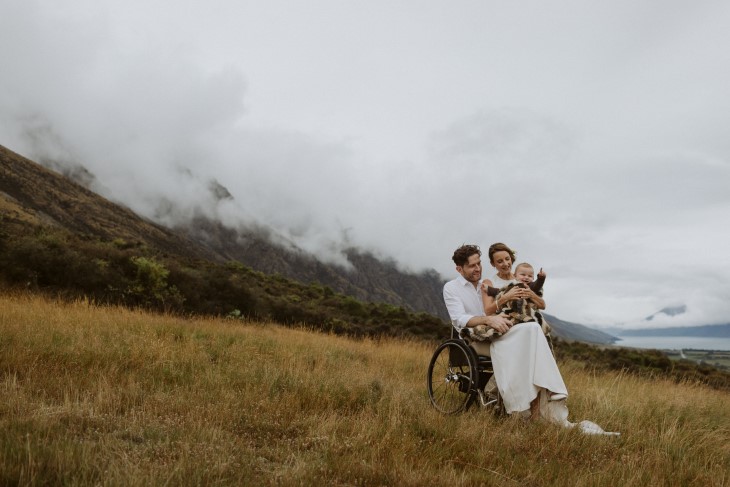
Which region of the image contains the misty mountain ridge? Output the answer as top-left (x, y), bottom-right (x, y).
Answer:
top-left (1, 143), bottom-right (447, 317)
top-left (175, 213), bottom-right (449, 319)
top-left (36, 146), bottom-right (450, 319)
top-left (1, 143), bottom-right (616, 344)
top-left (645, 305), bottom-right (687, 321)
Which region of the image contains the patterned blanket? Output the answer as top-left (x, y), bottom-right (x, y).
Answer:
top-left (460, 282), bottom-right (551, 342)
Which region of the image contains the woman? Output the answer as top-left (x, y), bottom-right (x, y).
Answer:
top-left (481, 242), bottom-right (568, 420)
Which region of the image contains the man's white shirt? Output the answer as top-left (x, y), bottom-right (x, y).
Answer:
top-left (443, 274), bottom-right (485, 331)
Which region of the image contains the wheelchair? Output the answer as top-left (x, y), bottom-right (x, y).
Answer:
top-left (426, 327), bottom-right (503, 415)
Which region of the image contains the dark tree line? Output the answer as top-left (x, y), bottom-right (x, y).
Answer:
top-left (0, 223), bottom-right (447, 341)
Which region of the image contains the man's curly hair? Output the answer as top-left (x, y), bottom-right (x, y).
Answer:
top-left (451, 244), bottom-right (481, 267)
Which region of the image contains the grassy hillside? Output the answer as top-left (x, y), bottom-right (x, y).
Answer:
top-left (1, 293), bottom-right (728, 486)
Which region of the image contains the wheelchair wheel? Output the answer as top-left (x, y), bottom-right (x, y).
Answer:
top-left (427, 339), bottom-right (479, 414)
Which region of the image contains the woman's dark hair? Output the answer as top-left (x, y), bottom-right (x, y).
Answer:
top-left (488, 242), bottom-right (515, 265)
top-left (452, 244), bottom-right (481, 267)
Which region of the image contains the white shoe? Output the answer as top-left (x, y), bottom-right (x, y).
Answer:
top-left (549, 393), bottom-right (567, 402)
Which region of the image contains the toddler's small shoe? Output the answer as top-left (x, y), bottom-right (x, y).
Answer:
top-left (549, 393), bottom-right (567, 402)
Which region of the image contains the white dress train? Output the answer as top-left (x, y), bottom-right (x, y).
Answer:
top-left (540, 393), bottom-right (620, 435)
top-left (489, 320), bottom-right (619, 436)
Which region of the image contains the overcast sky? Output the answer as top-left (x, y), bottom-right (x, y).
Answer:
top-left (2, 0), bottom-right (729, 329)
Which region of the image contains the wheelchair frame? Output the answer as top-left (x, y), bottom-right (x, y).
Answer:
top-left (426, 327), bottom-right (502, 415)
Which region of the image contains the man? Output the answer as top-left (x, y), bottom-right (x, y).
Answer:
top-left (443, 244), bottom-right (512, 340)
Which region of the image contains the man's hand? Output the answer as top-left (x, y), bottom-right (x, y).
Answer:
top-left (483, 314), bottom-right (513, 334)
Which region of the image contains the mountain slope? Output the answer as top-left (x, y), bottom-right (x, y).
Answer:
top-left (543, 313), bottom-right (617, 345)
top-left (1, 144), bottom-right (448, 317)
top-left (0, 145), bottom-right (210, 261)
top-left (178, 215), bottom-right (448, 318)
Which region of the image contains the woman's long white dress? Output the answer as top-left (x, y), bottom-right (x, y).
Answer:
top-left (487, 273), bottom-right (568, 413)
top-left (491, 321), bottom-right (568, 413)
top-left (487, 273), bottom-right (619, 435)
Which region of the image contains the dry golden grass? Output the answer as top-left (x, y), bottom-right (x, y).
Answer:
top-left (1, 292), bottom-right (728, 486)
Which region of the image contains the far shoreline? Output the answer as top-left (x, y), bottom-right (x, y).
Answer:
top-left (609, 335), bottom-right (730, 353)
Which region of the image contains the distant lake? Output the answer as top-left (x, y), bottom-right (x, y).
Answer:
top-left (614, 336), bottom-right (730, 351)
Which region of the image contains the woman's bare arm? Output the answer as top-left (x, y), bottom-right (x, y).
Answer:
top-left (481, 280), bottom-right (500, 315)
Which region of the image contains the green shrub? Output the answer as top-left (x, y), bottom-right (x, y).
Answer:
top-left (125, 256), bottom-right (184, 310)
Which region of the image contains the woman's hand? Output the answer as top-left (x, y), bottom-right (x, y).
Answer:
top-left (500, 285), bottom-right (525, 303)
